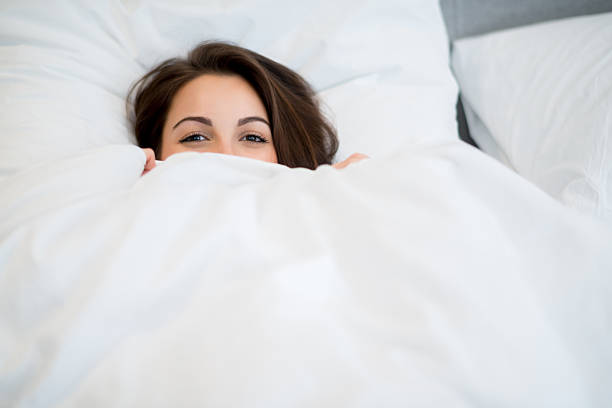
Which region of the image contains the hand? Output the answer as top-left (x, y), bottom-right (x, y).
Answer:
top-left (141, 148), bottom-right (156, 176)
top-left (332, 153), bottom-right (370, 170)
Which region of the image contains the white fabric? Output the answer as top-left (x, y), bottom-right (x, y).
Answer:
top-left (460, 98), bottom-right (515, 171)
top-left (1, 142), bottom-right (611, 407)
top-left (0, 0), bottom-right (457, 180)
top-left (452, 12), bottom-right (612, 221)
top-left (3, 1), bottom-right (612, 406)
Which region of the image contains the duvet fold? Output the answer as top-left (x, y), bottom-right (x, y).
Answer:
top-left (1, 141), bottom-right (611, 407)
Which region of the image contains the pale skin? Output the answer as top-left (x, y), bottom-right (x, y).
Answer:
top-left (141, 73), bottom-right (368, 176)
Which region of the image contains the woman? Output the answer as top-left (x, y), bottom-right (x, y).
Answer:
top-left (127, 41), bottom-right (368, 175)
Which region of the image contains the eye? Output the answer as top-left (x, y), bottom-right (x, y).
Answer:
top-left (241, 134), bottom-right (268, 143)
top-left (180, 133), bottom-right (209, 143)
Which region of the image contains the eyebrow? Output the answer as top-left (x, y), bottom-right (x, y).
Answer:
top-left (172, 116), bottom-right (212, 129)
top-left (172, 115), bottom-right (270, 130)
top-left (237, 116), bottom-right (270, 127)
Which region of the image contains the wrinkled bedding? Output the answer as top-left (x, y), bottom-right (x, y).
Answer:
top-left (1, 140), bottom-right (611, 407)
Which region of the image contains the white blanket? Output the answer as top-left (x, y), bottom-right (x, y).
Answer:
top-left (1, 141), bottom-right (611, 407)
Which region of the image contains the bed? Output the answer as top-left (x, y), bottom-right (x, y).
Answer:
top-left (1, 1), bottom-right (611, 406)
top-left (442, 0), bottom-right (612, 221)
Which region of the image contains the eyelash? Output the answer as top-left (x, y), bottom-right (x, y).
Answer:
top-left (180, 132), bottom-right (269, 144)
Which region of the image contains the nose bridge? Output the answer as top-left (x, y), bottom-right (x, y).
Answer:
top-left (213, 130), bottom-right (235, 156)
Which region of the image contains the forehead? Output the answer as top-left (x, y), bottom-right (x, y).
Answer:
top-left (168, 73), bottom-right (268, 121)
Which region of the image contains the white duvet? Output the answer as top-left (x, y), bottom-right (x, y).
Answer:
top-left (1, 141), bottom-right (611, 407)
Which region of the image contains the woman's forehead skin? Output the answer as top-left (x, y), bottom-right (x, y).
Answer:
top-left (165, 74), bottom-right (268, 134)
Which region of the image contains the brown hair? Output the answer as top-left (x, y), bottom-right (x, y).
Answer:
top-left (126, 41), bottom-right (338, 169)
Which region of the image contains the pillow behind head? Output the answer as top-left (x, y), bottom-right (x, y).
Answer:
top-left (0, 0), bottom-right (457, 180)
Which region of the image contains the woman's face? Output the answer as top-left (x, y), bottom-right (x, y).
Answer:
top-left (160, 73), bottom-right (277, 163)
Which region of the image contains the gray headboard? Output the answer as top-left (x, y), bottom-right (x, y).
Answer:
top-left (439, 0), bottom-right (612, 42)
top-left (438, 0), bottom-right (612, 147)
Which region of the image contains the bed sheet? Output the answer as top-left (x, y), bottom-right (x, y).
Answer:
top-left (1, 140), bottom-right (611, 407)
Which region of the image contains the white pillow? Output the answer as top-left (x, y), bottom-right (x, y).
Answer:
top-left (0, 0), bottom-right (458, 180)
top-left (452, 12), bottom-right (612, 221)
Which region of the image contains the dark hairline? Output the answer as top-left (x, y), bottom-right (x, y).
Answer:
top-left (127, 40), bottom-right (339, 168)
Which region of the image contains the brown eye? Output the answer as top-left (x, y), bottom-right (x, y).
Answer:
top-left (180, 133), bottom-right (208, 143)
top-left (241, 134), bottom-right (268, 143)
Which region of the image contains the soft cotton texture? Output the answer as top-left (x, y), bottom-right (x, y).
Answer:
top-left (1, 142), bottom-right (611, 407)
top-left (452, 12), bottom-right (612, 221)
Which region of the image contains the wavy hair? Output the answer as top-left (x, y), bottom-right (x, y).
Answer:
top-left (126, 41), bottom-right (338, 169)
